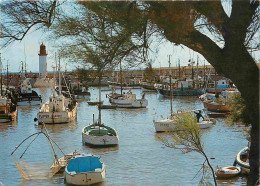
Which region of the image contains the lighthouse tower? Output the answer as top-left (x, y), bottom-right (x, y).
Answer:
top-left (38, 43), bottom-right (48, 78)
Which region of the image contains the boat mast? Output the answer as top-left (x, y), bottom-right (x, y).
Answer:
top-left (6, 62), bottom-right (9, 89)
top-left (168, 55), bottom-right (173, 118)
top-left (0, 54), bottom-right (2, 96)
top-left (58, 56), bottom-right (61, 95)
top-left (178, 59), bottom-right (181, 80)
top-left (98, 71), bottom-right (102, 125)
top-left (21, 61), bottom-right (24, 82)
top-left (214, 69), bottom-right (217, 95)
top-left (24, 42), bottom-right (27, 77)
top-left (203, 60), bottom-right (206, 88)
top-left (196, 55), bottom-right (199, 81)
top-left (120, 60), bottom-right (123, 96)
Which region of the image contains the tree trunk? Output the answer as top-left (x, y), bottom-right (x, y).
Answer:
top-left (209, 44), bottom-right (259, 185)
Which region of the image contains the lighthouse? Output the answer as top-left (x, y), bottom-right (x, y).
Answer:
top-left (38, 43), bottom-right (48, 78)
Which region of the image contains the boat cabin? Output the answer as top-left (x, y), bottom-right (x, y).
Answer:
top-left (49, 95), bottom-right (66, 112)
top-left (21, 79), bottom-right (33, 94)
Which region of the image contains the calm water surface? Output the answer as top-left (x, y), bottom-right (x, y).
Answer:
top-left (0, 88), bottom-right (248, 185)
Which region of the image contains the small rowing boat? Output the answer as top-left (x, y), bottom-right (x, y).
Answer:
top-left (215, 166), bottom-right (241, 178)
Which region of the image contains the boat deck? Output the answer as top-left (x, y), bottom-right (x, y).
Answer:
top-left (85, 125), bottom-right (117, 136)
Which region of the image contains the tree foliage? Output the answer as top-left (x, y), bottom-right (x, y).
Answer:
top-left (227, 94), bottom-right (251, 126)
top-left (143, 62), bottom-right (156, 82)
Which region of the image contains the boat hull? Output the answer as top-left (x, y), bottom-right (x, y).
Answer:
top-left (82, 132), bottom-right (119, 146)
top-left (235, 147), bottom-right (250, 169)
top-left (215, 166), bottom-right (241, 178)
top-left (158, 88), bottom-right (205, 97)
top-left (75, 94), bottom-right (90, 100)
top-left (0, 109), bottom-right (17, 123)
top-left (65, 165), bottom-right (106, 185)
top-left (17, 100), bottom-right (42, 106)
top-left (203, 101), bottom-right (230, 113)
top-left (112, 99), bottom-right (148, 108)
top-left (153, 119), bottom-right (213, 132)
top-left (153, 119), bottom-right (178, 132)
top-left (197, 120), bottom-right (213, 129)
top-left (142, 84), bottom-right (156, 91)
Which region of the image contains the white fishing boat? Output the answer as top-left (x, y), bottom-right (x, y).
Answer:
top-left (108, 90), bottom-right (148, 108)
top-left (37, 94), bottom-right (78, 124)
top-left (17, 78), bottom-right (42, 106)
top-left (83, 74), bottom-right (119, 147)
top-left (36, 57), bottom-right (78, 124)
top-left (82, 122), bottom-right (119, 146)
top-left (65, 154), bottom-right (106, 185)
top-left (153, 110), bottom-right (213, 132)
top-left (215, 166), bottom-right (241, 178)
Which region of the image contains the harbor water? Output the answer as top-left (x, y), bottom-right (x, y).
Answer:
top-left (0, 88), bottom-right (248, 185)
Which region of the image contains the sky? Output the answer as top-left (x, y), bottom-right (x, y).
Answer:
top-left (1, 1), bottom-right (259, 73)
top-left (0, 29), bottom-right (212, 73)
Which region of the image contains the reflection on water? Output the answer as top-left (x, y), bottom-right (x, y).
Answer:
top-left (0, 88), bottom-right (248, 185)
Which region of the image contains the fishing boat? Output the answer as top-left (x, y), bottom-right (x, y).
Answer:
top-left (234, 147), bottom-right (250, 170)
top-left (206, 79), bottom-right (230, 93)
top-left (0, 96), bottom-right (17, 123)
top-left (83, 73), bottom-right (119, 147)
top-left (82, 122), bottom-right (119, 146)
top-left (36, 57), bottom-right (78, 124)
top-left (215, 166), bottom-right (241, 178)
top-left (153, 109), bottom-right (213, 132)
top-left (141, 81), bottom-right (157, 92)
top-left (16, 78), bottom-right (42, 106)
top-left (108, 90), bottom-right (148, 108)
top-left (65, 154), bottom-right (106, 185)
top-left (203, 100), bottom-right (230, 113)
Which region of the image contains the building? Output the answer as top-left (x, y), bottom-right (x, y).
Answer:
top-left (38, 43), bottom-right (48, 78)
